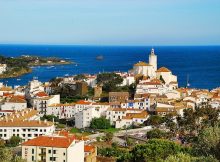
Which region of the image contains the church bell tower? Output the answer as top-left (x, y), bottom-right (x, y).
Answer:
top-left (149, 48), bottom-right (157, 71)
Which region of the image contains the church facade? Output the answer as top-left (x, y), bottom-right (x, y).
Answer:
top-left (132, 48), bottom-right (178, 87)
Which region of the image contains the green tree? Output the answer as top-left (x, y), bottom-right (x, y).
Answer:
top-left (74, 74), bottom-right (86, 81)
top-left (90, 117), bottom-right (111, 129)
top-left (0, 148), bottom-right (26, 162)
top-left (0, 148), bottom-right (13, 162)
top-left (41, 115), bottom-right (59, 122)
top-left (160, 75), bottom-right (165, 84)
top-left (193, 125), bottom-right (220, 160)
top-left (163, 153), bottom-right (218, 162)
top-left (105, 132), bottom-right (114, 142)
top-left (146, 115), bottom-right (164, 127)
top-left (131, 139), bottom-right (188, 162)
top-left (97, 73), bottom-right (123, 92)
top-left (7, 136), bottom-right (22, 147)
top-left (146, 129), bottom-right (171, 139)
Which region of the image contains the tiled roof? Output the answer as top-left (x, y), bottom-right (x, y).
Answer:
top-left (8, 97), bottom-right (26, 103)
top-left (122, 111), bottom-right (148, 120)
top-left (0, 120), bottom-right (53, 127)
top-left (0, 109), bottom-right (38, 122)
top-left (134, 62), bottom-right (152, 66)
top-left (22, 135), bottom-right (75, 148)
top-left (35, 91), bottom-right (48, 97)
top-left (156, 67), bottom-right (171, 72)
top-left (76, 100), bottom-right (92, 105)
top-left (48, 103), bottom-right (75, 107)
top-left (84, 145), bottom-right (95, 153)
top-left (0, 86), bottom-right (13, 91)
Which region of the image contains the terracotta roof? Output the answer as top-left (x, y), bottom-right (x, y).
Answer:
top-left (84, 145), bottom-right (95, 153)
top-left (76, 100), bottom-right (92, 105)
top-left (134, 62), bottom-right (152, 66)
top-left (0, 120), bottom-right (54, 127)
top-left (48, 103), bottom-right (75, 107)
top-left (156, 67), bottom-right (171, 72)
top-left (22, 135), bottom-right (75, 148)
top-left (123, 111), bottom-right (148, 120)
top-left (92, 102), bottom-right (109, 106)
top-left (8, 97), bottom-right (26, 103)
top-left (0, 86), bottom-right (13, 91)
top-left (0, 109), bottom-right (38, 122)
top-left (139, 82), bottom-right (162, 85)
top-left (35, 91), bottom-right (48, 97)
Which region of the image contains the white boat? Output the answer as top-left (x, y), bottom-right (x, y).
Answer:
top-left (64, 74), bottom-right (69, 77)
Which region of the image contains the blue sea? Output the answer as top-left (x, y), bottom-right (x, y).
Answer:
top-left (0, 45), bottom-right (219, 90)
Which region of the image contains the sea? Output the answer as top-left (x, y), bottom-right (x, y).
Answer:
top-left (0, 44), bottom-right (219, 90)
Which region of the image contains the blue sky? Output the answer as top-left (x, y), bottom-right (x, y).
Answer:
top-left (0, 0), bottom-right (220, 45)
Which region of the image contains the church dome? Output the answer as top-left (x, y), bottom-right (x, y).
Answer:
top-left (156, 67), bottom-right (171, 72)
top-left (134, 61), bottom-right (152, 66)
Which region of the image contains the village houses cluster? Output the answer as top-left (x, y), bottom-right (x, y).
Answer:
top-left (0, 49), bottom-right (219, 162)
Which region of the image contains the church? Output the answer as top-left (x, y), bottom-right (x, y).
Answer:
top-left (132, 48), bottom-right (178, 87)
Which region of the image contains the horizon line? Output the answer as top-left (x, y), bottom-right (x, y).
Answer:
top-left (0, 43), bottom-right (220, 47)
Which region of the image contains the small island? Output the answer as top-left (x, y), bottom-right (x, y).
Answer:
top-left (0, 55), bottom-right (72, 78)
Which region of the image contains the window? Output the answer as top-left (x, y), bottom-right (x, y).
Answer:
top-left (32, 149), bottom-right (34, 154)
top-left (63, 152), bottom-right (65, 156)
top-left (53, 150), bottom-right (56, 154)
top-left (48, 150), bottom-right (51, 153)
top-left (50, 157), bottom-right (56, 161)
top-left (13, 129), bottom-right (15, 132)
top-left (63, 160), bottom-right (65, 162)
top-left (32, 156), bottom-right (34, 161)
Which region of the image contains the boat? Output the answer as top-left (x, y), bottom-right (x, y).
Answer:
top-left (47, 66), bottom-right (55, 69)
top-left (96, 55), bottom-right (104, 60)
top-left (64, 74), bottom-right (69, 77)
top-left (17, 78), bottom-right (21, 81)
top-left (186, 74), bottom-right (190, 87)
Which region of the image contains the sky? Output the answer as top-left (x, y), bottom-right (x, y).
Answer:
top-left (0, 0), bottom-right (220, 46)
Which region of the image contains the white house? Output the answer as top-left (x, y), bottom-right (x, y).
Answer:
top-left (115, 111), bottom-right (149, 129)
top-left (22, 134), bottom-right (84, 162)
top-left (1, 97), bottom-right (27, 111)
top-left (156, 67), bottom-right (177, 85)
top-left (32, 93), bottom-right (60, 115)
top-left (136, 79), bottom-right (167, 95)
top-left (75, 107), bottom-right (102, 129)
top-left (106, 108), bottom-right (143, 126)
top-left (0, 64), bottom-right (7, 74)
top-left (0, 108), bottom-right (54, 141)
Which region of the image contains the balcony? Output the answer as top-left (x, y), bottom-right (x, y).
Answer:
top-left (39, 152), bottom-right (46, 156)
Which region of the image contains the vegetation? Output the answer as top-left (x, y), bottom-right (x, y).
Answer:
top-left (90, 117), bottom-right (111, 129)
top-left (145, 115), bottom-right (164, 127)
top-left (40, 115), bottom-right (59, 122)
top-left (146, 128), bottom-right (172, 139)
top-left (104, 132), bottom-right (114, 142)
top-left (96, 72), bottom-right (123, 92)
top-left (74, 74), bottom-right (86, 81)
top-left (131, 139), bottom-right (189, 162)
top-left (6, 136), bottom-right (22, 147)
top-left (163, 153), bottom-right (218, 162)
top-left (159, 75), bottom-right (165, 84)
top-left (0, 55), bottom-right (70, 78)
top-left (0, 147), bottom-right (26, 162)
top-left (193, 125), bottom-right (220, 159)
